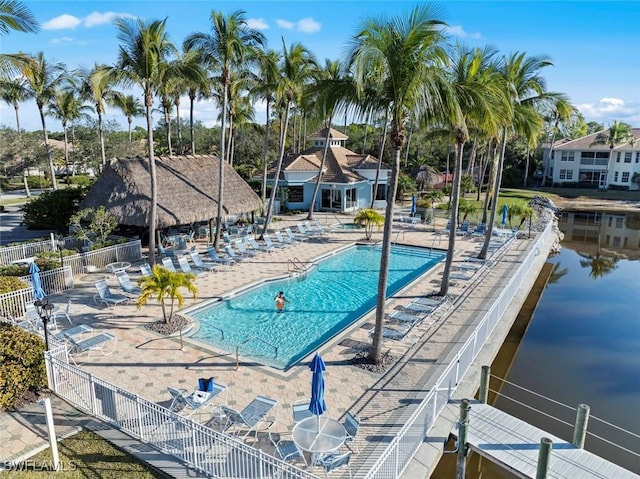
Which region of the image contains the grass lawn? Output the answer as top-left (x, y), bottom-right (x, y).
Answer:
top-left (3, 429), bottom-right (169, 478)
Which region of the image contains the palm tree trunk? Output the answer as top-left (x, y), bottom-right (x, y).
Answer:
top-left (261, 98), bottom-right (272, 205)
top-left (144, 94), bottom-right (158, 267)
top-left (478, 129), bottom-right (508, 259)
top-left (226, 116), bottom-right (233, 164)
top-left (439, 141), bottom-right (465, 296)
top-left (98, 110), bottom-right (106, 169)
top-left (213, 82), bottom-right (229, 250)
top-left (128, 117), bottom-right (133, 143)
top-left (165, 108), bottom-right (173, 155)
top-left (63, 123), bottom-right (70, 185)
top-left (307, 114), bottom-right (333, 220)
top-left (404, 126), bottom-right (413, 168)
top-left (189, 93), bottom-right (196, 154)
top-left (261, 100), bottom-right (291, 237)
top-left (523, 145), bottom-right (530, 187)
top-left (368, 145), bottom-right (401, 364)
top-left (38, 105), bottom-right (57, 190)
top-left (540, 115), bottom-right (557, 187)
top-left (466, 139), bottom-right (477, 176)
top-left (362, 110), bottom-right (371, 154)
top-left (14, 104), bottom-right (31, 197)
top-left (370, 109), bottom-right (389, 209)
top-left (175, 99), bottom-right (183, 155)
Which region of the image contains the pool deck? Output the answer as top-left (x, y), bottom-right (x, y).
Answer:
top-left (1, 212), bottom-right (553, 477)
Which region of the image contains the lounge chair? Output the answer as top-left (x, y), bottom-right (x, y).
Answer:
top-left (314, 220), bottom-right (331, 235)
top-left (285, 227), bottom-right (307, 243)
top-left (297, 223), bottom-right (317, 238)
top-left (93, 279), bottom-right (129, 308)
top-left (263, 234), bottom-right (287, 250)
top-left (223, 244), bottom-right (247, 262)
top-left (25, 303), bottom-right (59, 332)
top-left (471, 223), bottom-right (486, 238)
top-left (52, 300), bottom-right (73, 326)
top-left (401, 302), bottom-right (437, 315)
top-left (189, 251), bottom-right (218, 272)
top-left (219, 395), bottom-right (278, 439)
top-left (207, 246), bottom-right (236, 265)
top-left (234, 239), bottom-right (258, 257)
top-left (167, 383), bottom-right (227, 421)
top-left (115, 271), bottom-right (141, 296)
top-left (456, 220), bottom-right (470, 236)
top-left (274, 230), bottom-right (294, 245)
top-left (269, 432), bottom-right (307, 466)
top-left (161, 257), bottom-right (178, 273)
top-left (177, 256), bottom-right (207, 277)
top-left (140, 263), bottom-right (153, 276)
top-left (247, 237), bottom-right (273, 253)
top-left (65, 331), bottom-right (117, 358)
top-left (388, 310), bottom-right (423, 325)
top-left (379, 324), bottom-right (412, 340)
top-left (53, 323), bottom-right (93, 341)
top-left (413, 296), bottom-right (443, 308)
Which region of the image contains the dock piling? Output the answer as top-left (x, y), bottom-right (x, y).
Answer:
top-left (536, 437), bottom-right (553, 479)
top-left (572, 403), bottom-right (590, 449)
top-left (456, 398), bottom-right (471, 479)
top-left (479, 365), bottom-right (490, 403)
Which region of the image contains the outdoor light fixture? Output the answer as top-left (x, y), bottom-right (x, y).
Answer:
top-left (34, 298), bottom-right (54, 351)
top-left (56, 234), bottom-right (65, 267)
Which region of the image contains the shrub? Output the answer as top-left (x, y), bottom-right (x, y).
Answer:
top-left (69, 175), bottom-right (96, 187)
top-left (0, 323), bottom-right (47, 409)
top-left (0, 276), bottom-right (29, 294)
top-left (22, 187), bottom-right (89, 231)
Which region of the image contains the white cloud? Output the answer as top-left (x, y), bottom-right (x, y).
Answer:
top-left (50, 37), bottom-right (74, 44)
top-left (247, 18), bottom-right (269, 30)
top-left (42, 14), bottom-right (82, 30)
top-left (577, 98), bottom-right (640, 125)
top-left (444, 25), bottom-right (482, 40)
top-left (276, 17), bottom-right (321, 33)
top-left (84, 11), bottom-right (136, 27)
top-left (297, 17), bottom-right (321, 33)
top-left (276, 19), bottom-right (294, 30)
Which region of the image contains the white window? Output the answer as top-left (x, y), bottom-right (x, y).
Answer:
top-left (550, 150), bottom-right (555, 159)
top-left (614, 171), bottom-right (619, 182)
top-left (625, 152), bottom-right (632, 163)
top-left (615, 217), bottom-right (623, 228)
top-left (616, 152), bottom-right (621, 162)
top-left (622, 172), bottom-right (630, 183)
top-left (559, 169), bottom-right (573, 180)
top-left (636, 152), bottom-right (640, 163)
top-left (561, 151), bottom-right (574, 162)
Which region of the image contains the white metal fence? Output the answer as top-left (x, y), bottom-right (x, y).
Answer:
top-left (363, 221), bottom-right (554, 479)
top-left (61, 240), bottom-right (142, 276)
top-left (45, 354), bottom-right (318, 479)
top-left (0, 238), bottom-right (54, 265)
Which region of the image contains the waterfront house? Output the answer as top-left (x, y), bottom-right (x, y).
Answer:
top-left (265, 127), bottom-right (391, 213)
top-left (541, 128), bottom-right (640, 189)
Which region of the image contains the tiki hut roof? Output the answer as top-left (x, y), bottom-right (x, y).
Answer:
top-left (81, 155), bottom-right (261, 228)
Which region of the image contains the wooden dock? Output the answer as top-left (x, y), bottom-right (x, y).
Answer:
top-left (459, 402), bottom-right (639, 478)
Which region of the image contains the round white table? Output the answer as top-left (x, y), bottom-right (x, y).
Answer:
top-left (292, 416), bottom-right (346, 464)
top-left (106, 261), bottom-right (131, 275)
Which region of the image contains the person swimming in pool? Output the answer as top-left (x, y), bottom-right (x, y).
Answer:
top-left (274, 291), bottom-right (288, 312)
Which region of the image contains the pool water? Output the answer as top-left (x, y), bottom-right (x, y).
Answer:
top-left (187, 244), bottom-right (444, 369)
top-left (332, 222), bottom-right (362, 230)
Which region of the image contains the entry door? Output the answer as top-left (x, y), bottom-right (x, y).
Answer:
top-left (321, 189), bottom-right (342, 210)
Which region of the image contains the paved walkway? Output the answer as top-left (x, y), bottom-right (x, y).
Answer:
top-left (0, 211), bottom-right (545, 477)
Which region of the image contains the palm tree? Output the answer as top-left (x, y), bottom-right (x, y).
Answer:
top-left (577, 252), bottom-right (619, 279)
top-left (111, 93), bottom-right (144, 143)
top-left (0, 76), bottom-right (32, 195)
top-left (20, 52), bottom-right (67, 190)
top-left (185, 9), bottom-right (265, 250)
top-left (180, 43), bottom-right (210, 155)
top-left (478, 52), bottom-right (553, 260)
top-left (589, 120), bottom-right (636, 189)
top-left (348, 6), bottom-right (449, 364)
top-left (261, 40), bottom-right (318, 236)
top-left (354, 208), bottom-right (384, 241)
top-left (0, 0), bottom-right (37, 34)
top-left (540, 95), bottom-right (575, 186)
top-left (438, 44), bottom-right (508, 296)
top-left (47, 88), bottom-right (92, 184)
top-left (111, 17), bottom-right (177, 266)
top-left (252, 48), bottom-right (281, 204)
top-left (137, 265), bottom-right (198, 323)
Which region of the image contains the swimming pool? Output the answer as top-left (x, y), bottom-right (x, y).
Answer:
top-left (186, 244), bottom-right (444, 369)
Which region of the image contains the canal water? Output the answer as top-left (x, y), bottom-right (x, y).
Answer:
top-left (433, 210), bottom-right (640, 477)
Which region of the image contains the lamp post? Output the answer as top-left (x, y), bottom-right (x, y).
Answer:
top-left (56, 234), bottom-right (65, 268)
top-left (34, 298), bottom-right (54, 351)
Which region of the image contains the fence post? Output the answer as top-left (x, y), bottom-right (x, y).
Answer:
top-left (572, 404), bottom-right (590, 449)
top-left (456, 398), bottom-right (471, 479)
top-left (536, 437), bottom-right (553, 479)
top-left (479, 365), bottom-right (490, 404)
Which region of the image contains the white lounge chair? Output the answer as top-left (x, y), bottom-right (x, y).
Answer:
top-left (274, 230), bottom-right (293, 245)
top-left (52, 300), bottom-right (73, 326)
top-left (207, 246), bottom-right (236, 265)
top-left (93, 279), bottom-right (129, 308)
top-left (167, 383), bottom-right (227, 421)
top-left (285, 227), bottom-right (307, 243)
top-left (140, 263), bottom-right (153, 276)
top-left (177, 256), bottom-right (207, 277)
top-left (219, 395), bottom-right (278, 439)
top-left (388, 310), bottom-right (423, 325)
top-left (263, 234), bottom-right (287, 250)
top-left (305, 220), bottom-right (327, 236)
top-left (401, 302), bottom-right (437, 314)
top-left (116, 271), bottom-right (141, 296)
top-left (234, 239), bottom-right (258, 257)
top-left (161, 257), bottom-right (178, 272)
top-left (247, 237), bottom-right (273, 253)
top-left (189, 251), bottom-right (218, 271)
top-left (224, 244), bottom-right (247, 262)
top-left (65, 331), bottom-right (117, 357)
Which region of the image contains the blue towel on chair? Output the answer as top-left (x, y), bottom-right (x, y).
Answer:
top-left (198, 377), bottom-right (214, 392)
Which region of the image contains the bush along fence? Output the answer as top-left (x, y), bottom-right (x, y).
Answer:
top-left (61, 240), bottom-right (142, 276)
top-left (0, 238), bottom-right (55, 265)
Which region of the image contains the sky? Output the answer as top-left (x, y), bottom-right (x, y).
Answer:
top-left (2, 0), bottom-right (640, 133)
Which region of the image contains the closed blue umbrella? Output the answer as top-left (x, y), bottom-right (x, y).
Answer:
top-left (501, 204), bottom-right (509, 227)
top-left (410, 194), bottom-right (417, 217)
top-left (308, 352), bottom-right (327, 426)
top-left (29, 262), bottom-right (45, 300)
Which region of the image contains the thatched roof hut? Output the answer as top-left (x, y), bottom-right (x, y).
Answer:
top-left (81, 155), bottom-right (261, 228)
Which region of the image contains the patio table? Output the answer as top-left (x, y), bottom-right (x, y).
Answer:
top-left (292, 416), bottom-right (346, 465)
top-left (106, 261), bottom-right (131, 275)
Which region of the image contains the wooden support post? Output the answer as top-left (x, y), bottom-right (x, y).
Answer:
top-left (479, 365), bottom-right (490, 403)
top-left (572, 403), bottom-right (590, 449)
top-left (456, 398), bottom-right (471, 479)
top-left (536, 437), bottom-right (553, 479)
